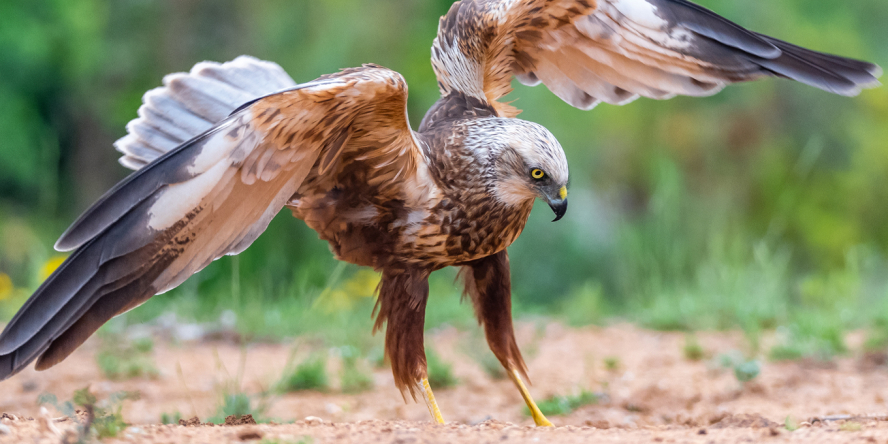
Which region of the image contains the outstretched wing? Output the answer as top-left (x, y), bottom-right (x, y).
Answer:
top-left (0, 65), bottom-right (419, 379)
top-left (431, 0), bottom-right (882, 116)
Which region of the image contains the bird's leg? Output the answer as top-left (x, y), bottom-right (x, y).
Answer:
top-left (374, 269), bottom-right (444, 424)
top-left (508, 368), bottom-right (553, 427)
top-left (417, 377), bottom-right (445, 424)
top-left (460, 251), bottom-right (554, 427)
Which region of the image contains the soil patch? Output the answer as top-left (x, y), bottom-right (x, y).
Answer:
top-left (224, 414), bottom-right (256, 426)
top-left (2, 323), bottom-right (888, 443)
top-left (710, 413), bottom-right (779, 429)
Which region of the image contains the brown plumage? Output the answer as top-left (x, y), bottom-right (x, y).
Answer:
top-left (0, 0), bottom-right (881, 424)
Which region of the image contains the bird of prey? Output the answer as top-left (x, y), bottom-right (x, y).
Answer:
top-left (0, 0), bottom-right (880, 426)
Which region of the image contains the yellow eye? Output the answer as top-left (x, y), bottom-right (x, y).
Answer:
top-left (531, 169), bottom-right (545, 180)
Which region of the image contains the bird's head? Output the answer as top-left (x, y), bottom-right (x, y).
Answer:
top-left (479, 119), bottom-right (569, 221)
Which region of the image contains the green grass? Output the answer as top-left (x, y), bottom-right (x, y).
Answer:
top-left (476, 352), bottom-right (506, 380)
top-left (95, 336), bottom-right (159, 380)
top-left (733, 360), bottom-right (761, 383)
top-left (39, 388), bottom-right (138, 439)
top-left (368, 346), bottom-right (387, 369)
top-left (555, 282), bottom-right (609, 327)
top-left (768, 311), bottom-right (847, 362)
top-left (160, 411), bottom-right (182, 425)
top-left (714, 352), bottom-right (761, 384)
top-left (339, 346), bottom-right (374, 394)
top-left (840, 422), bottom-right (863, 432)
top-left (683, 335), bottom-right (705, 361)
top-left (205, 347), bottom-right (273, 424)
top-left (461, 334), bottom-right (506, 380)
top-left (864, 316), bottom-right (888, 352)
top-left (426, 348), bottom-right (458, 389)
top-left (279, 355), bottom-right (329, 393)
top-left (341, 362), bottom-right (374, 393)
top-left (526, 390), bottom-right (598, 417)
top-left (100, 258), bottom-right (475, 357)
top-left (784, 416), bottom-right (799, 432)
top-left (207, 392), bottom-right (271, 424)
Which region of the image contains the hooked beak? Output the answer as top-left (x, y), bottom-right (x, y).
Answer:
top-left (547, 186), bottom-right (568, 222)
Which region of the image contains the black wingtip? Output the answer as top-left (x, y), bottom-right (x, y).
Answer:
top-left (753, 33), bottom-right (882, 97)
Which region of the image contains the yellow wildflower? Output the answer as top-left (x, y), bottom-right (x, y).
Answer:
top-left (40, 255), bottom-right (68, 282)
top-left (314, 269), bottom-right (381, 313)
top-left (0, 273), bottom-right (12, 301)
top-left (341, 269), bottom-right (382, 298)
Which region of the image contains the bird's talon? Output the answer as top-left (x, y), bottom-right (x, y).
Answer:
top-left (509, 369), bottom-right (554, 427)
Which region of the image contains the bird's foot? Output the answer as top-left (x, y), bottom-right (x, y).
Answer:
top-left (418, 378), bottom-right (445, 424)
top-left (509, 369), bottom-right (554, 427)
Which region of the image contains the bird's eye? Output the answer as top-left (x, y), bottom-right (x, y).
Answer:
top-left (531, 169), bottom-right (545, 180)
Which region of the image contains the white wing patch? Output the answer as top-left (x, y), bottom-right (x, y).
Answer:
top-left (185, 119), bottom-right (264, 176)
top-left (597, 1), bottom-right (700, 60)
top-left (610, 0), bottom-right (667, 30)
top-left (147, 159), bottom-right (232, 231)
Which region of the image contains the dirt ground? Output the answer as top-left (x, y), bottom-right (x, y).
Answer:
top-left (3, 322), bottom-right (888, 443)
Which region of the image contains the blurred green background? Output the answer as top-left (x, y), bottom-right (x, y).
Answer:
top-left (0, 0), bottom-right (886, 358)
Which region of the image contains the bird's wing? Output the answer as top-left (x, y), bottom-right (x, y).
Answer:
top-left (115, 55), bottom-right (297, 170)
top-left (0, 65), bottom-right (419, 379)
top-left (432, 0), bottom-right (882, 116)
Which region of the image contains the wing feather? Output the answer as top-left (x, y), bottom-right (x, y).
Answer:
top-left (0, 65), bottom-right (418, 380)
top-left (115, 56), bottom-right (297, 169)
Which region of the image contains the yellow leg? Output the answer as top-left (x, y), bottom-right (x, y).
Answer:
top-left (509, 369), bottom-right (554, 427)
top-left (418, 378), bottom-right (445, 424)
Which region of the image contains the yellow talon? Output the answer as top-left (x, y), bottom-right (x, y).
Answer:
top-left (510, 369), bottom-right (554, 427)
top-left (419, 378), bottom-right (445, 424)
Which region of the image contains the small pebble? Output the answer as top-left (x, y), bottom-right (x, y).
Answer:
top-left (0, 424), bottom-right (10, 435)
top-left (304, 416), bottom-right (324, 425)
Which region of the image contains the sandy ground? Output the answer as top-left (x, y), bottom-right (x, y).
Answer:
top-left (2, 323), bottom-right (888, 443)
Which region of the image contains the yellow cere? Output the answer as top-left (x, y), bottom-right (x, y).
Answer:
top-left (559, 186), bottom-right (568, 200)
top-left (531, 169), bottom-right (545, 179)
